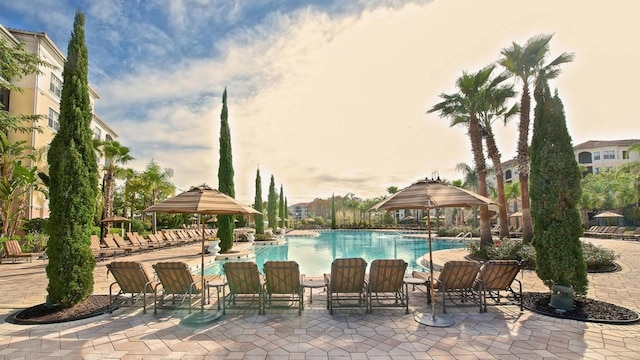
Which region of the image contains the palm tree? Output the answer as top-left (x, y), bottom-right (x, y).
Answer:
top-left (429, 65), bottom-right (510, 247)
top-left (504, 182), bottom-right (521, 212)
top-left (478, 83), bottom-right (519, 239)
top-left (456, 162), bottom-right (480, 228)
top-left (499, 34), bottom-right (574, 243)
top-left (94, 140), bottom-right (133, 230)
top-left (141, 160), bottom-right (175, 233)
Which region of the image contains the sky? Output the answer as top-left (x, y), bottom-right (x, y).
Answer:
top-left (2, 0), bottom-right (640, 206)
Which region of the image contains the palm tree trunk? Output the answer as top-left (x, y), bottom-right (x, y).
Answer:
top-left (518, 85), bottom-right (534, 243)
top-left (485, 135), bottom-right (510, 239)
top-left (469, 116), bottom-right (492, 247)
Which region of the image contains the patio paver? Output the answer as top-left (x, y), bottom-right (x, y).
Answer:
top-left (0, 237), bottom-right (638, 359)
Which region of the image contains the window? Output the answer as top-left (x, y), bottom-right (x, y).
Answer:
top-left (105, 134), bottom-right (113, 141)
top-left (94, 126), bottom-right (101, 140)
top-left (603, 150), bottom-right (615, 160)
top-left (49, 73), bottom-right (62, 97)
top-left (505, 169), bottom-right (512, 180)
top-left (593, 152), bottom-right (600, 161)
top-left (48, 108), bottom-right (60, 131)
top-left (578, 152), bottom-right (592, 164)
top-left (0, 88), bottom-right (9, 111)
top-left (594, 167), bottom-right (600, 174)
top-left (623, 151), bottom-right (629, 160)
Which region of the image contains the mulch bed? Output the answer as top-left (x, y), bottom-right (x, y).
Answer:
top-left (523, 292), bottom-right (639, 324)
top-left (6, 295), bottom-right (115, 325)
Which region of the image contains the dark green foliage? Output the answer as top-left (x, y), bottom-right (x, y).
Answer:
top-left (217, 88), bottom-right (235, 252)
top-left (45, 11), bottom-right (98, 308)
top-left (254, 168), bottom-right (264, 234)
top-left (267, 176), bottom-right (277, 229)
top-left (331, 194), bottom-right (336, 229)
top-left (530, 73), bottom-right (588, 295)
top-left (22, 218), bottom-right (48, 234)
top-left (278, 185), bottom-right (285, 227)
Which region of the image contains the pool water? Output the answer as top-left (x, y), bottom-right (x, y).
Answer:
top-left (203, 230), bottom-right (463, 276)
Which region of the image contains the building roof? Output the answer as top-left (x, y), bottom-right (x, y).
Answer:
top-left (574, 139), bottom-right (640, 150)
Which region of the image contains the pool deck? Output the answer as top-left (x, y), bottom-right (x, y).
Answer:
top-left (0, 237), bottom-right (639, 359)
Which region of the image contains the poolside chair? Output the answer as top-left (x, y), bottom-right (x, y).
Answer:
top-left (473, 260), bottom-right (523, 312)
top-left (415, 260), bottom-right (482, 314)
top-left (147, 233), bottom-right (173, 248)
top-left (152, 261), bottom-right (216, 314)
top-left (126, 232), bottom-right (157, 251)
top-left (91, 235), bottom-right (125, 260)
top-left (106, 261), bottom-right (158, 313)
top-left (113, 233), bottom-right (144, 252)
top-left (103, 234), bottom-right (135, 254)
top-left (222, 261), bottom-right (265, 315)
top-left (367, 259), bottom-right (409, 314)
top-left (325, 257), bottom-right (368, 314)
top-left (263, 260), bottom-right (303, 315)
top-left (2, 240), bottom-right (43, 263)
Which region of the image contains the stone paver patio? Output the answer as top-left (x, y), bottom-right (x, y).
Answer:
top-left (0, 237), bottom-right (639, 359)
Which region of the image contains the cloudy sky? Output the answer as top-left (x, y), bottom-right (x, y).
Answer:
top-left (2, 0), bottom-right (639, 205)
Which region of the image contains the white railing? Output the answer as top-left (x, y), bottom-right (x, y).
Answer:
top-left (455, 232), bottom-right (473, 248)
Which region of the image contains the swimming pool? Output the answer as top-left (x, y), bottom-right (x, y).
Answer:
top-left (203, 230), bottom-right (464, 276)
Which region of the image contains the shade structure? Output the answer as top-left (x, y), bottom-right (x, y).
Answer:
top-left (101, 215), bottom-right (130, 223)
top-left (370, 179), bottom-right (497, 327)
top-left (508, 211), bottom-right (523, 218)
top-left (593, 211), bottom-right (623, 218)
top-left (143, 184), bottom-right (261, 324)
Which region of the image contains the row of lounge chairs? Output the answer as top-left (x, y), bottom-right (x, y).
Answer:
top-left (490, 225), bottom-right (523, 238)
top-left (583, 226), bottom-right (640, 240)
top-left (106, 257), bottom-right (524, 317)
top-left (412, 259), bottom-right (523, 314)
top-left (107, 261), bottom-right (219, 315)
top-left (91, 229), bottom-right (217, 260)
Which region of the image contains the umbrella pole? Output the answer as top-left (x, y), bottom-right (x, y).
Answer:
top-left (183, 214), bottom-right (223, 326)
top-left (415, 209), bottom-right (454, 327)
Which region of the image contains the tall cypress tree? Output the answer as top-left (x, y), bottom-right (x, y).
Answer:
top-left (278, 184), bottom-right (285, 228)
top-left (530, 72), bottom-right (587, 295)
top-left (217, 88), bottom-right (235, 252)
top-left (254, 168), bottom-right (264, 235)
top-left (45, 10), bottom-right (98, 308)
top-left (267, 175), bottom-right (277, 230)
top-left (331, 194), bottom-right (336, 229)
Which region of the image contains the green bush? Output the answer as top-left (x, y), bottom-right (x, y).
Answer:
top-left (437, 225), bottom-right (478, 237)
top-left (22, 218), bottom-right (49, 235)
top-left (582, 242), bottom-right (617, 269)
top-left (469, 239), bottom-right (617, 272)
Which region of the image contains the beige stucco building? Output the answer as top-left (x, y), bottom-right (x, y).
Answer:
top-left (1, 24), bottom-right (118, 219)
top-left (501, 139), bottom-right (640, 184)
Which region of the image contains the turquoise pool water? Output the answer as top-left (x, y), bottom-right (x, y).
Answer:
top-left (203, 230), bottom-right (464, 276)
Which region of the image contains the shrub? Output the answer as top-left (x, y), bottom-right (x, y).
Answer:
top-left (437, 225), bottom-right (477, 237)
top-left (22, 218), bottom-right (49, 235)
top-left (582, 242), bottom-right (616, 269)
top-left (469, 239), bottom-right (617, 272)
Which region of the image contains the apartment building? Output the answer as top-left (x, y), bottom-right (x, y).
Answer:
top-left (1, 24), bottom-right (118, 219)
top-left (502, 139), bottom-right (640, 184)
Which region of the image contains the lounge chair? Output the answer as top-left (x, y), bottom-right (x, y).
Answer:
top-left (112, 233), bottom-right (144, 252)
top-left (126, 232), bottom-right (158, 251)
top-left (91, 235), bottom-right (125, 260)
top-left (147, 233), bottom-right (173, 248)
top-left (367, 259), bottom-right (409, 314)
top-left (2, 240), bottom-right (43, 263)
top-left (263, 260), bottom-right (303, 315)
top-left (106, 261), bottom-right (158, 313)
top-left (152, 261), bottom-right (216, 314)
top-left (473, 260), bottom-right (523, 312)
top-left (325, 257), bottom-right (367, 314)
top-left (103, 234), bottom-right (135, 253)
top-left (414, 260), bottom-right (482, 314)
top-left (222, 261), bottom-right (265, 315)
